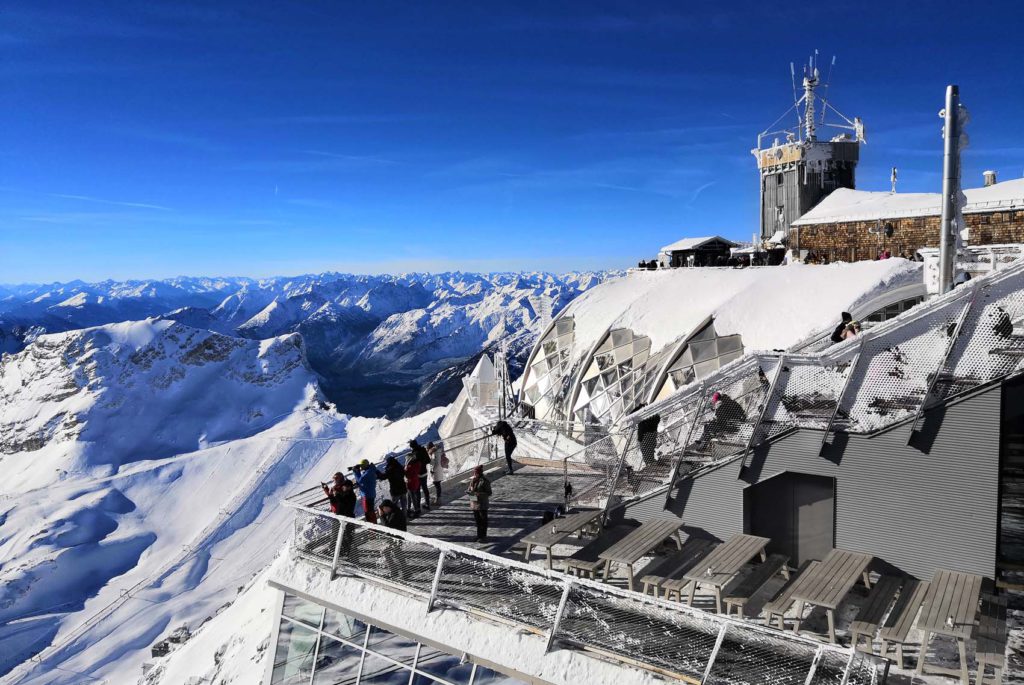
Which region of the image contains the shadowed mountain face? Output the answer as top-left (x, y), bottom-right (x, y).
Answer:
top-left (0, 271), bottom-right (611, 417)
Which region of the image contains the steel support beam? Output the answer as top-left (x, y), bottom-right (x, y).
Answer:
top-left (738, 356), bottom-right (784, 476)
top-left (329, 521), bottom-right (347, 580)
top-left (664, 384), bottom-right (708, 509)
top-left (907, 287), bottom-right (979, 443)
top-left (819, 338), bottom-right (866, 457)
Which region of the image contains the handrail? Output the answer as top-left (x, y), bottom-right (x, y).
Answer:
top-left (282, 501), bottom-right (887, 683)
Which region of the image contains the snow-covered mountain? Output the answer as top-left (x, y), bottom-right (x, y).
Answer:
top-left (0, 317), bottom-right (447, 683)
top-left (1, 272), bottom-right (611, 417)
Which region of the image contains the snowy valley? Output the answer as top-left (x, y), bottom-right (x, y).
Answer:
top-left (0, 271), bottom-right (604, 683)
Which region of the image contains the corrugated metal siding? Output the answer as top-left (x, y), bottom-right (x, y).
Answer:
top-left (624, 385), bottom-right (1002, 580)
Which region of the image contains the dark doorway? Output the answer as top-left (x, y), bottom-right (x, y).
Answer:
top-left (744, 472), bottom-right (835, 567)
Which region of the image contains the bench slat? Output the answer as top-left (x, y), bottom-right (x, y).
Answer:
top-left (763, 560), bottom-right (819, 621)
top-left (723, 554), bottom-right (789, 604)
top-left (878, 579), bottom-right (929, 643)
top-left (849, 576), bottom-right (903, 636)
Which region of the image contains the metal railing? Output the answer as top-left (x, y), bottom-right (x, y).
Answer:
top-left (284, 503), bottom-right (889, 685)
top-left (585, 257), bottom-right (1024, 505)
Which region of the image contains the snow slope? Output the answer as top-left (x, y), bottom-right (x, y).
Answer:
top-left (0, 316), bottom-right (447, 683)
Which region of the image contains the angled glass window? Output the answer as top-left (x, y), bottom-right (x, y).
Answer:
top-left (271, 620), bottom-right (319, 684)
top-left (572, 328), bottom-right (651, 427)
top-left (653, 322), bottom-right (744, 403)
top-left (521, 315), bottom-right (575, 421)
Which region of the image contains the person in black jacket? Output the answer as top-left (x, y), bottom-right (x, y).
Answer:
top-left (636, 412), bottom-right (660, 467)
top-left (830, 312), bottom-right (854, 344)
top-left (491, 420), bottom-right (518, 475)
top-left (408, 440), bottom-right (432, 510)
top-left (378, 499), bottom-right (407, 531)
top-left (382, 457), bottom-right (409, 515)
top-left (321, 472), bottom-right (351, 514)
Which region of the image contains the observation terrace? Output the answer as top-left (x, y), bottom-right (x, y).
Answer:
top-left (280, 257), bottom-right (1024, 684)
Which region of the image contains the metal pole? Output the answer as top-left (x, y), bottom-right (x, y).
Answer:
top-left (803, 645), bottom-right (825, 685)
top-left (938, 85), bottom-right (960, 295)
top-left (426, 551), bottom-right (447, 613)
top-left (701, 623), bottom-right (728, 683)
top-left (329, 521), bottom-right (347, 581)
top-left (545, 581), bottom-right (574, 652)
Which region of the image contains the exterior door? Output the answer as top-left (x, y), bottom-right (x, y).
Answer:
top-left (745, 472), bottom-right (835, 567)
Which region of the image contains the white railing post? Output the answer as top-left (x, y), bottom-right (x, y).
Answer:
top-left (803, 645), bottom-right (825, 685)
top-left (329, 521), bottom-right (347, 581)
top-left (819, 337), bottom-right (867, 456)
top-left (544, 580), bottom-right (574, 652)
top-left (701, 623), bottom-right (728, 683)
top-left (739, 355), bottom-right (785, 475)
top-left (839, 647), bottom-right (858, 685)
top-left (426, 551), bottom-right (448, 613)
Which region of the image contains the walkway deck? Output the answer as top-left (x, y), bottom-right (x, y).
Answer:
top-left (406, 464), bottom-right (603, 558)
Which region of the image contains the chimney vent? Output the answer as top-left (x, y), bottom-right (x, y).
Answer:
top-left (984, 170), bottom-right (997, 187)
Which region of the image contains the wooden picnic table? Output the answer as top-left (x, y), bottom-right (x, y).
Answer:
top-left (915, 569), bottom-right (983, 683)
top-left (520, 509), bottom-right (604, 569)
top-left (790, 548), bottom-right (873, 643)
top-left (597, 519), bottom-right (684, 591)
top-left (683, 534), bottom-right (770, 613)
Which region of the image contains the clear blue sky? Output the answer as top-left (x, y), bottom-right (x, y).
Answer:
top-left (2, 1), bottom-right (1022, 283)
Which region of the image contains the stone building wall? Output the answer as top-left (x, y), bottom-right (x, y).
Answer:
top-left (790, 209), bottom-right (1024, 261)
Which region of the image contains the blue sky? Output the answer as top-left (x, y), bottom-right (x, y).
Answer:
top-left (2, 1), bottom-right (1022, 283)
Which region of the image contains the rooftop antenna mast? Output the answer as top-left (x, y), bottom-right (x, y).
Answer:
top-left (820, 54), bottom-right (836, 126)
top-left (802, 52), bottom-right (820, 142)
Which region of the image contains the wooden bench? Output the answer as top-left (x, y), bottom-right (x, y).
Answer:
top-left (762, 561), bottom-right (818, 630)
top-left (974, 593), bottom-right (1008, 685)
top-left (849, 575), bottom-right (902, 652)
top-left (878, 579), bottom-right (929, 670)
top-left (722, 554), bottom-right (790, 617)
top-left (639, 539), bottom-right (715, 598)
top-left (563, 527), bottom-right (631, 579)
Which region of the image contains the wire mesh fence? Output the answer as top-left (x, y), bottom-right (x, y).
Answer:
top-left (285, 503), bottom-right (889, 685)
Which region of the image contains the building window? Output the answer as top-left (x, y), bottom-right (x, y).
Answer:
top-left (776, 173), bottom-right (784, 185)
top-left (521, 316), bottom-right (575, 422)
top-left (863, 297), bottom-right (925, 325)
top-left (653, 321), bottom-right (744, 403)
top-left (271, 593), bottom-right (529, 685)
top-left (573, 328), bottom-right (651, 426)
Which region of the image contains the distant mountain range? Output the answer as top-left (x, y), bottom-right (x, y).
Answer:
top-left (0, 272), bottom-right (611, 417)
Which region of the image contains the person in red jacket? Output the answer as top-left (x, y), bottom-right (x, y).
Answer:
top-left (405, 456), bottom-right (422, 518)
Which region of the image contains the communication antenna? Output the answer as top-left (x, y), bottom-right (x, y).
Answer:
top-left (820, 55), bottom-right (836, 125)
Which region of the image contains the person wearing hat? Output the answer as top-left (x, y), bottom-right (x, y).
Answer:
top-left (466, 465), bottom-right (492, 542)
top-left (352, 458), bottom-right (380, 523)
top-left (321, 472), bottom-right (357, 518)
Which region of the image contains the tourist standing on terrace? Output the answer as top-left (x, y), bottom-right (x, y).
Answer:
top-left (427, 441), bottom-right (446, 503)
top-left (467, 465), bottom-right (492, 542)
top-left (352, 460), bottom-right (379, 524)
top-left (409, 439), bottom-right (432, 510)
top-left (405, 455), bottom-right (422, 518)
top-left (491, 420), bottom-right (518, 474)
top-left (383, 457), bottom-right (409, 515)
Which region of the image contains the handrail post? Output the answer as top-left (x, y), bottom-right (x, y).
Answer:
top-left (545, 580), bottom-right (574, 652)
top-left (819, 337), bottom-right (867, 456)
top-left (803, 645), bottom-right (825, 685)
top-left (907, 286), bottom-right (979, 443)
top-left (739, 355), bottom-right (784, 476)
top-left (839, 647), bottom-right (858, 685)
top-left (329, 520), bottom-right (347, 580)
top-left (426, 551), bottom-right (448, 613)
top-left (664, 383), bottom-right (708, 509)
top-left (701, 623), bottom-right (728, 684)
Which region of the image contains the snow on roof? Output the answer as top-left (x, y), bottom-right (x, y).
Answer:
top-left (659, 235), bottom-right (738, 252)
top-left (560, 259), bottom-right (921, 358)
top-left (792, 177), bottom-right (1024, 226)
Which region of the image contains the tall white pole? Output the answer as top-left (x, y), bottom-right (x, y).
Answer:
top-left (938, 85), bottom-right (960, 295)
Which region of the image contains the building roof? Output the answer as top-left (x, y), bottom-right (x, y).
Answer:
top-left (659, 235), bottom-right (738, 252)
top-left (792, 177), bottom-right (1024, 226)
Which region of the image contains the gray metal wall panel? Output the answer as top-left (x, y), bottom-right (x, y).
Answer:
top-left (623, 386), bottom-right (1002, 580)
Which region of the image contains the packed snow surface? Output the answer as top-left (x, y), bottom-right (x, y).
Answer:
top-left (792, 177), bottom-right (1024, 225)
top-left (561, 259), bottom-right (921, 358)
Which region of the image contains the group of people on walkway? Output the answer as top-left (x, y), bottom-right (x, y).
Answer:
top-left (321, 439), bottom-right (448, 524)
top-left (321, 421), bottom-right (516, 543)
